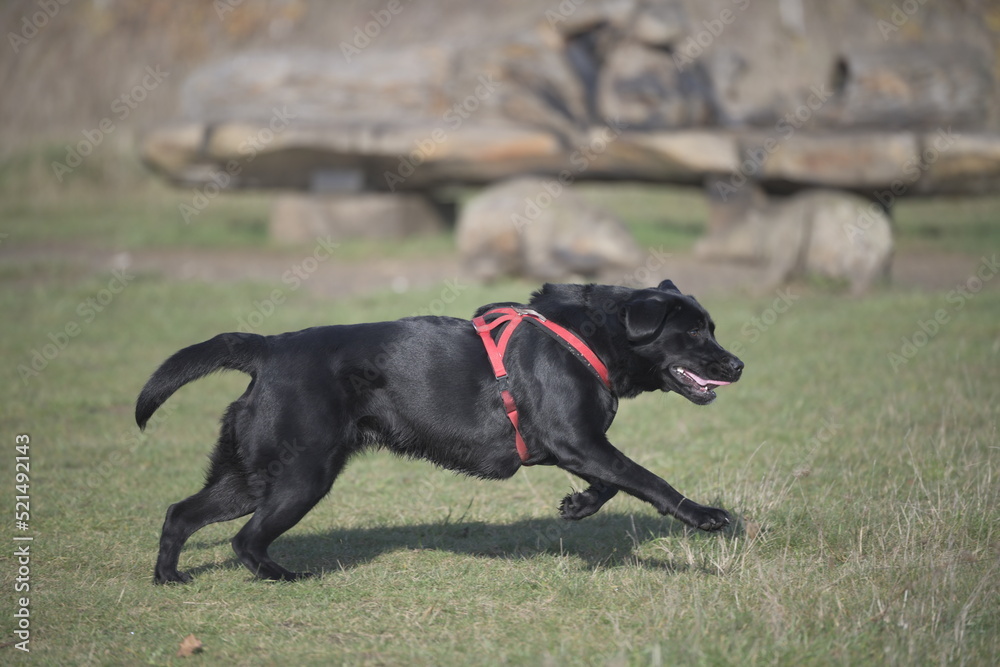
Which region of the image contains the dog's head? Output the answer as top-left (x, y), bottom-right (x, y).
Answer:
top-left (622, 280), bottom-right (743, 405)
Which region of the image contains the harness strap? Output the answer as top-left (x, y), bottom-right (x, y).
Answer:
top-left (472, 307), bottom-right (611, 464)
top-left (522, 316), bottom-right (611, 389)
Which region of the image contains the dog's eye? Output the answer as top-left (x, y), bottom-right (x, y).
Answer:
top-left (688, 329), bottom-right (699, 337)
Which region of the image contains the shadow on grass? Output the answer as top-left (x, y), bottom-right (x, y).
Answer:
top-left (185, 511), bottom-right (749, 580)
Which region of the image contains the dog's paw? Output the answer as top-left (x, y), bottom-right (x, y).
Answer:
top-left (154, 569), bottom-right (192, 585)
top-left (559, 493), bottom-right (583, 521)
top-left (680, 504), bottom-right (731, 532)
top-left (560, 491), bottom-right (590, 520)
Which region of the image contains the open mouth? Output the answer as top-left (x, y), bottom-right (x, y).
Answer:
top-left (670, 366), bottom-right (732, 401)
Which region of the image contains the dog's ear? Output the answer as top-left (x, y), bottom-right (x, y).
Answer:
top-left (623, 295), bottom-right (679, 343)
top-left (657, 279), bottom-right (681, 294)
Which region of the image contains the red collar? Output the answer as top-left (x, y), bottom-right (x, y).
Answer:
top-left (472, 307), bottom-right (611, 464)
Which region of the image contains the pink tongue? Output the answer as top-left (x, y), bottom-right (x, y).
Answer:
top-left (685, 369), bottom-right (730, 388)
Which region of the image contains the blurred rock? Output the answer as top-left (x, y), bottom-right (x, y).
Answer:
top-left (597, 41), bottom-right (714, 129)
top-left (593, 131), bottom-right (739, 181)
top-left (703, 175), bottom-right (767, 238)
top-left (915, 132), bottom-right (1000, 196)
top-left (143, 118), bottom-right (565, 191)
top-left (140, 123), bottom-right (206, 181)
top-left (458, 29), bottom-right (590, 137)
top-left (695, 189), bottom-right (892, 294)
top-left (829, 45), bottom-right (993, 130)
top-left (137, 1), bottom-right (1000, 215)
top-left (550, 0), bottom-right (636, 38)
top-left (179, 48), bottom-right (454, 126)
top-left (631, 2), bottom-right (686, 47)
top-left (805, 192), bottom-right (893, 293)
top-left (456, 177), bottom-right (644, 281)
top-left (271, 193), bottom-right (446, 243)
top-left (746, 132), bottom-right (920, 188)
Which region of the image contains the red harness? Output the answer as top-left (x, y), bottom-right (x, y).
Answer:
top-left (472, 307), bottom-right (612, 465)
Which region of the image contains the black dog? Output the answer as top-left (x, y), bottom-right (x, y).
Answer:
top-left (136, 280), bottom-right (743, 583)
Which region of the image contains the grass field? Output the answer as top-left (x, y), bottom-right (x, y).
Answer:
top-left (1, 177), bottom-right (998, 665)
top-left (3, 147), bottom-right (1000, 257)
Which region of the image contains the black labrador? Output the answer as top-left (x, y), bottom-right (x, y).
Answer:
top-left (136, 280), bottom-right (743, 583)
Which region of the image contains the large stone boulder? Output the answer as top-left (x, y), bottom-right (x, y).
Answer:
top-left (270, 193), bottom-right (446, 244)
top-left (828, 45), bottom-right (994, 130)
top-left (695, 189), bottom-right (893, 294)
top-left (916, 132), bottom-right (1000, 196)
top-left (140, 0), bottom-right (1000, 199)
top-left (596, 41), bottom-right (714, 129)
top-left (742, 132), bottom-right (921, 190)
top-left (456, 177), bottom-right (644, 281)
top-left (592, 130), bottom-right (739, 182)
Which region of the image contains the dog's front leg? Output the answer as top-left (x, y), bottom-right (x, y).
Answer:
top-left (557, 439), bottom-right (730, 531)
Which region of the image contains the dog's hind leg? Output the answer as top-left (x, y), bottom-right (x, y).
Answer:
top-left (154, 474), bottom-right (256, 584)
top-left (154, 402), bottom-right (257, 584)
top-left (230, 446), bottom-right (349, 581)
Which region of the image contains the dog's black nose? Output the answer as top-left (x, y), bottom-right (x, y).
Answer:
top-left (728, 357), bottom-right (744, 377)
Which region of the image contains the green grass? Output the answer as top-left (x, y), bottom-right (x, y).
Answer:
top-left (1, 150), bottom-right (998, 664)
top-left (895, 195), bottom-right (1000, 255)
top-left (579, 183), bottom-right (708, 252)
top-left (0, 184), bottom-right (457, 261)
top-left (1, 268), bottom-right (998, 665)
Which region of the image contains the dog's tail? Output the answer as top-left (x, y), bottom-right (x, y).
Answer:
top-left (135, 332), bottom-right (266, 430)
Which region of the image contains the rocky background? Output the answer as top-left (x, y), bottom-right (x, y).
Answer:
top-left (4, 0), bottom-right (999, 148)
top-left (4, 0), bottom-right (999, 290)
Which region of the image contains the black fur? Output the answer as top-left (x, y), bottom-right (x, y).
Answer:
top-left (136, 280), bottom-right (743, 583)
